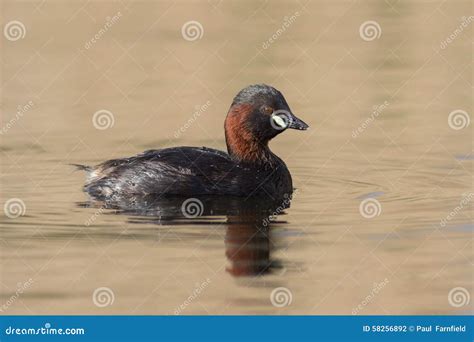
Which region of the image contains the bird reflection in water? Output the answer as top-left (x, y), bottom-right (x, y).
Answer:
top-left (78, 193), bottom-right (293, 277)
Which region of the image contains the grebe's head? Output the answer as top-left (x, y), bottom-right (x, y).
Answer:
top-left (224, 84), bottom-right (308, 161)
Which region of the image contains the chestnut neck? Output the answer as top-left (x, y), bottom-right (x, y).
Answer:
top-left (224, 104), bottom-right (275, 165)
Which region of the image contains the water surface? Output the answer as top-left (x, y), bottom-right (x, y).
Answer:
top-left (1, 0), bottom-right (472, 315)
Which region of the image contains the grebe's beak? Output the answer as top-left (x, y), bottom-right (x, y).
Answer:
top-left (287, 113), bottom-right (309, 130)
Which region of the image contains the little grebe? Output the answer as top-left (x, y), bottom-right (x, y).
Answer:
top-left (76, 84), bottom-right (308, 201)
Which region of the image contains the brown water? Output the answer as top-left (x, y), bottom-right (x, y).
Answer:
top-left (1, 0), bottom-right (472, 315)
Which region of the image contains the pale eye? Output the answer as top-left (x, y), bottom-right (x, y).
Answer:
top-left (271, 114), bottom-right (287, 128)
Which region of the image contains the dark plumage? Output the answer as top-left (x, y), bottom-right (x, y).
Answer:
top-left (76, 84), bottom-right (308, 202)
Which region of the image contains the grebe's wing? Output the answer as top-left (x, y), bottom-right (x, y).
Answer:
top-left (82, 147), bottom-right (252, 199)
